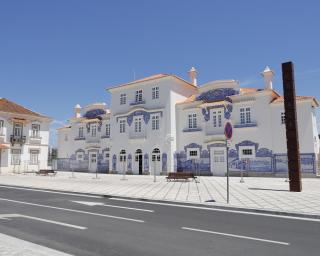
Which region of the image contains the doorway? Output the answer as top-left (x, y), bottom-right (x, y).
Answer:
top-left (89, 152), bottom-right (98, 172)
top-left (135, 149), bottom-right (143, 175)
top-left (210, 147), bottom-right (227, 176)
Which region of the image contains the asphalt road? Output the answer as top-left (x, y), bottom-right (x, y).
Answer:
top-left (0, 185), bottom-right (319, 256)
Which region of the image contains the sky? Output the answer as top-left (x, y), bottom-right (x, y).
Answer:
top-left (0, 0), bottom-right (319, 146)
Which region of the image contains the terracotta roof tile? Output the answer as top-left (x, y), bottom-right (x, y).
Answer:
top-left (0, 98), bottom-right (48, 118)
top-left (240, 88), bottom-right (258, 94)
top-left (272, 96), bottom-right (315, 103)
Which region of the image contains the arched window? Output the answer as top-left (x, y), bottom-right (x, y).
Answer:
top-left (120, 150), bottom-right (126, 162)
top-left (152, 148), bottom-right (161, 162)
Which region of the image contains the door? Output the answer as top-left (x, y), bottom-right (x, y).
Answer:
top-left (210, 147), bottom-right (227, 176)
top-left (89, 153), bottom-right (97, 172)
top-left (138, 154), bottom-right (143, 175)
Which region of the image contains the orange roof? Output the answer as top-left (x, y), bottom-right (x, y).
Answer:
top-left (177, 95), bottom-right (197, 104)
top-left (0, 144), bottom-right (9, 150)
top-left (0, 98), bottom-right (49, 118)
top-left (240, 88), bottom-right (258, 94)
top-left (108, 73), bottom-right (197, 91)
top-left (272, 96), bottom-right (316, 103)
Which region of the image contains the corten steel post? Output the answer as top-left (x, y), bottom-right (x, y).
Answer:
top-left (281, 61), bottom-right (302, 192)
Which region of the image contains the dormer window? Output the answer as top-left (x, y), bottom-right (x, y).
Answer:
top-left (31, 124), bottom-right (40, 138)
top-left (120, 94), bottom-right (126, 105)
top-left (135, 90), bottom-right (143, 103)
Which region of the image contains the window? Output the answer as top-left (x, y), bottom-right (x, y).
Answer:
top-left (30, 149), bottom-right (39, 165)
top-left (213, 150), bottom-right (225, 162)
top-left (119, 120), bottom-right (126, 133)
top-left (13, 123), bottom-right (22, 137)
top-left (152, 115), bottom-right (159, 130)
top-left (281, 112), bottom-right (286, 124)
top-left (213, 110), bottom-right (223, 128)
top-left (120, 93), bottom-right (126, 105)
top-left (31, 124), bottom-right (40, 138)
top-left (189, 150), bottom-right (198, 156)
top-left (240, 107), bottom-right (251, 124)
top-left (76, 152), bottom-right (84, 161)
top-left (78, 127), bottom-right (84, 138)
top-left (188, 113), bottom-right (197, 129)
top-left (152, 87), bottom-right (159, 99)
top-left (134, 117), bottom-right (142, 132)
top-left (11, 149), bottom-right (21, 165)
top-left (0, 120), bottom-right (4, 134)
top-left (105, 153), bottom-right (110, 159)
top-left (187, 148), bottom-right (200, 160)
top-left (135, 90), bottom-right (143, 103)
top-left (242, 149), bottom-right (253, 155)
top-left (91, 124), bottom-right (97, 137)
top-left (106, 124), bottom-right (110, 137)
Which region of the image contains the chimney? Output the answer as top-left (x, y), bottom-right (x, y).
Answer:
top-left (74, 104), bottom-right (81, 118)
top-left (188, 67), bottom-right (198, 86)
top-left (261, 66), bottom-right (275, 90)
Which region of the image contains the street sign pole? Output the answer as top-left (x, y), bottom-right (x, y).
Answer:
top-left (224, 122), bottom-right (233, 204)
top-left (226, 140), bottom-right (229, 204)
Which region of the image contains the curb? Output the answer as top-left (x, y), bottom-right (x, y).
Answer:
top-left (1, 183), bottom-right (319, 220)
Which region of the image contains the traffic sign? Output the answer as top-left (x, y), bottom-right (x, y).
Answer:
top-left (224, 122), bottom-right (233, 140)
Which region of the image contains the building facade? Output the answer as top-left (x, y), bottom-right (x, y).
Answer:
top-left (0, 98), bottom-right (52, 173)
top-left (57, 67), bottom-right (320, 176)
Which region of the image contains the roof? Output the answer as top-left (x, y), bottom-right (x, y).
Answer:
top-left (272, 96), bottom-right (319, 106)
top-left (57, 125), bottom-right (71, 131)
top-left (0, 98), bottom-right (50, 118)
top-left (240, 88), bottom-right (258, 94)
top-left (107, 73), bottom-right (197, 91)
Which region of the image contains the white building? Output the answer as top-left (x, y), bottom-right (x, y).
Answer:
top-left (57, 66), bottom-right (320, 176)
top-left (0, 98), bottom-right (52, 173)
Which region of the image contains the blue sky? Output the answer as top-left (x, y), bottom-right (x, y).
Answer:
top-left (0, 0), bottom-right (319, 146)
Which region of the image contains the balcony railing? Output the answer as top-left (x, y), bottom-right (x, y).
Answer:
top-left (130, 100), bottom-right (146, 106)
top-left (10, 135), bottom-right (26, 146)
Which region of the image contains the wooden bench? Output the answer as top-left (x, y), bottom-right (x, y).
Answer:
top-left (166, 172), bottom-right (198, 182)
top-left (36, 169), bottom-right (57, 176)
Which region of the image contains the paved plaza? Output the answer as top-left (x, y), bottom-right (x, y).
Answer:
top-left (0, 172), bottom-right (320, 216)
top-left (0, 233), bottom-right (72, 256)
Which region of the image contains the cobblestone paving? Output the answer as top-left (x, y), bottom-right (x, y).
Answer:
top-left (1, 172), bottom-right (320, 216)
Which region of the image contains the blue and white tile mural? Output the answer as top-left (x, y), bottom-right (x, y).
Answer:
top-left (175, 140), bottom-right (317, 175)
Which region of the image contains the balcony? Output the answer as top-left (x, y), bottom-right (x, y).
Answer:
top-left (130, 100), bottom-right (146, 106)
top-left (74, 136), bottom-right (86, 141)
top-left (183, 127), bottom-right (202, 133)
top-left (10, 135), bottom-right (26, 146)
top-left (86, 136), bottom-right (100, 144)
top-left (234, 122), bottom-right (258, 128)
top-left (29, 136), bottom-right (42, 144)
top-left (129, 131), bottom-right (146, 141)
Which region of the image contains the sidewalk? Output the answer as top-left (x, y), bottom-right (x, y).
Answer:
top-left (0, 172), bottom-right (320, 216)
top-left (0, 233), bottom-right (72, 256)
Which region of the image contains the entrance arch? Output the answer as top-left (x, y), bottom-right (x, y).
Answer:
top-left (135, 149), bottom-right (143, 175)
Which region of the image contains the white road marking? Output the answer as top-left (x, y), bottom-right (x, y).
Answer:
top-left (109, 197), bottom-right (320, 222)
top-left (181, 227), bottom-right (290, 246)
top-left (0, 197), bottom-right (144, 223)
top-left (71, 201), bottom-right (154, 212)
top-left (0, 185), bottom-right (103, 198)
top-left (0, 213), bottom-right (87, 230)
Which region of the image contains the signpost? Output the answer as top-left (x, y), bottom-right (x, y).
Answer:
top-left (224, 122), bottom-right (233, 204)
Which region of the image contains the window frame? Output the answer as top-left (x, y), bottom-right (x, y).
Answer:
top-left (119, 120), bottom-right (126, 133)
top-left (135, 90), bottom-right (143, 103)
top-left (152, 86), bottom-right (159, 99)
top-left (151, 115), bottom-right (160, 130)
top-left (120, 93), bottom-right (127, 105)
